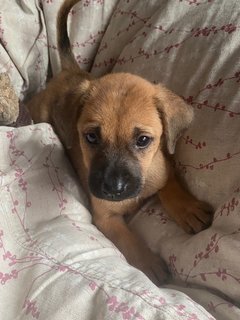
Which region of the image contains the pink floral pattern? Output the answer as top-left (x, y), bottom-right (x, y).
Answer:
top-left (0, 0), bottom-right (240, 319)
top-left (0, 124), bottom-right (214, 320)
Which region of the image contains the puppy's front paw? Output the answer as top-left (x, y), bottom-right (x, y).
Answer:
top-left (129, 248), bottom-right (169, 286)
top-left (172, 199), bottom-right (213, 234)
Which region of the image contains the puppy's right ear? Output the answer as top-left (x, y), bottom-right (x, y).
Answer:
top-left (52, 80), bottom-right (90, 149)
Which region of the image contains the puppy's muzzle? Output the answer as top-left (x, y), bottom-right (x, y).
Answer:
top-left (89, 156), bottom-right (142, 201)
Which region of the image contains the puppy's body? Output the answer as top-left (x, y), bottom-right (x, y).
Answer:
top-left (27, 0), bottom-right (212, 284)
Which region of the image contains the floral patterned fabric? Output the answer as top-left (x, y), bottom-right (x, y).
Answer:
top-left (0, 0), bottom-right (240, 319)
top-left (0, 124), bottom-right (214, 320)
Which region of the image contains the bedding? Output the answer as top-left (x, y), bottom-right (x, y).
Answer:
top-left (0, 0), bottom-right (240, 319)
top-left (0, 124), bottom-right (214, 320)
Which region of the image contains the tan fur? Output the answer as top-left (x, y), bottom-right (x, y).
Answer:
top-left (27, 0), bottom-right (213, 285)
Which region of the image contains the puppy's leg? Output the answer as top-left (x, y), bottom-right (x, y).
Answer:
top-left (158, 173), bottom-right (213, 233)
top-left (92, 208), bottom-right (168, 285)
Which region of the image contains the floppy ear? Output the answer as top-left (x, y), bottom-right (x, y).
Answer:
top-left (154, 84), bottom-right (194, 154)
top-left (52, 79), bottom-right (90, 149)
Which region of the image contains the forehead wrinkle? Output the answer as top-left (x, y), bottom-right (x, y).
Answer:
top-left (82, 78), bottom-right (161, 144)
top-left (108, 92), bottom-right (161, 144)
top-left (86, 91), bottom-right (126, 144)
top-left (121, 96), bottom-right (160, 130)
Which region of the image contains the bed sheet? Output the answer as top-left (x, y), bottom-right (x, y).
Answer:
top-left (0, 124), bottom-right (214, 320)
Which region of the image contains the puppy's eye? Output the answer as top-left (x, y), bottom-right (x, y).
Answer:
top-left (85, 133), bottom-right (99, 145)
top-left (136, 136), bottom-right (152, 149)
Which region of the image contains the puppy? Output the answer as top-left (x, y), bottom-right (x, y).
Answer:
top-left (27, 0), bottom-right (212, 284)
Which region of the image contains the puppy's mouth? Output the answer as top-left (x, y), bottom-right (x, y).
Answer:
top-left (88, 165), bottom-right (142, 202)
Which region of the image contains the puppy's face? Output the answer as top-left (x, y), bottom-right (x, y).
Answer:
top-left (77, 74), bottom-right (165, 202)
top-left (54, 72), bottom-right (192, 202)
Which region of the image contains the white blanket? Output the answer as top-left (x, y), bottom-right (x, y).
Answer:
top-left (0, 124), bottom-right (214, 320)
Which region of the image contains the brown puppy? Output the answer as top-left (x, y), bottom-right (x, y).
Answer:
top-left (27, 0), bottom-right (212, 284)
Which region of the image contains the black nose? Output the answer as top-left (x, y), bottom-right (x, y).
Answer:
top-left (102, 176), bottom-right (127, 198)
top-left (88, 155), bottom-right (142, 201)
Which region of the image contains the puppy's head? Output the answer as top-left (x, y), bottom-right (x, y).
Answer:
top-left (63, 73), bottom-right (193, 202)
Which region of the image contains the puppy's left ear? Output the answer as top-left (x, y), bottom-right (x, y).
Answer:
top-left (154, 84), bottom-right (194, 154)
top-left (52, 80), bottom-right (90, 149)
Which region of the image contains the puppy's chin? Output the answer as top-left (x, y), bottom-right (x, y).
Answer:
top-left (89, 188), bottom-right (142, 202)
